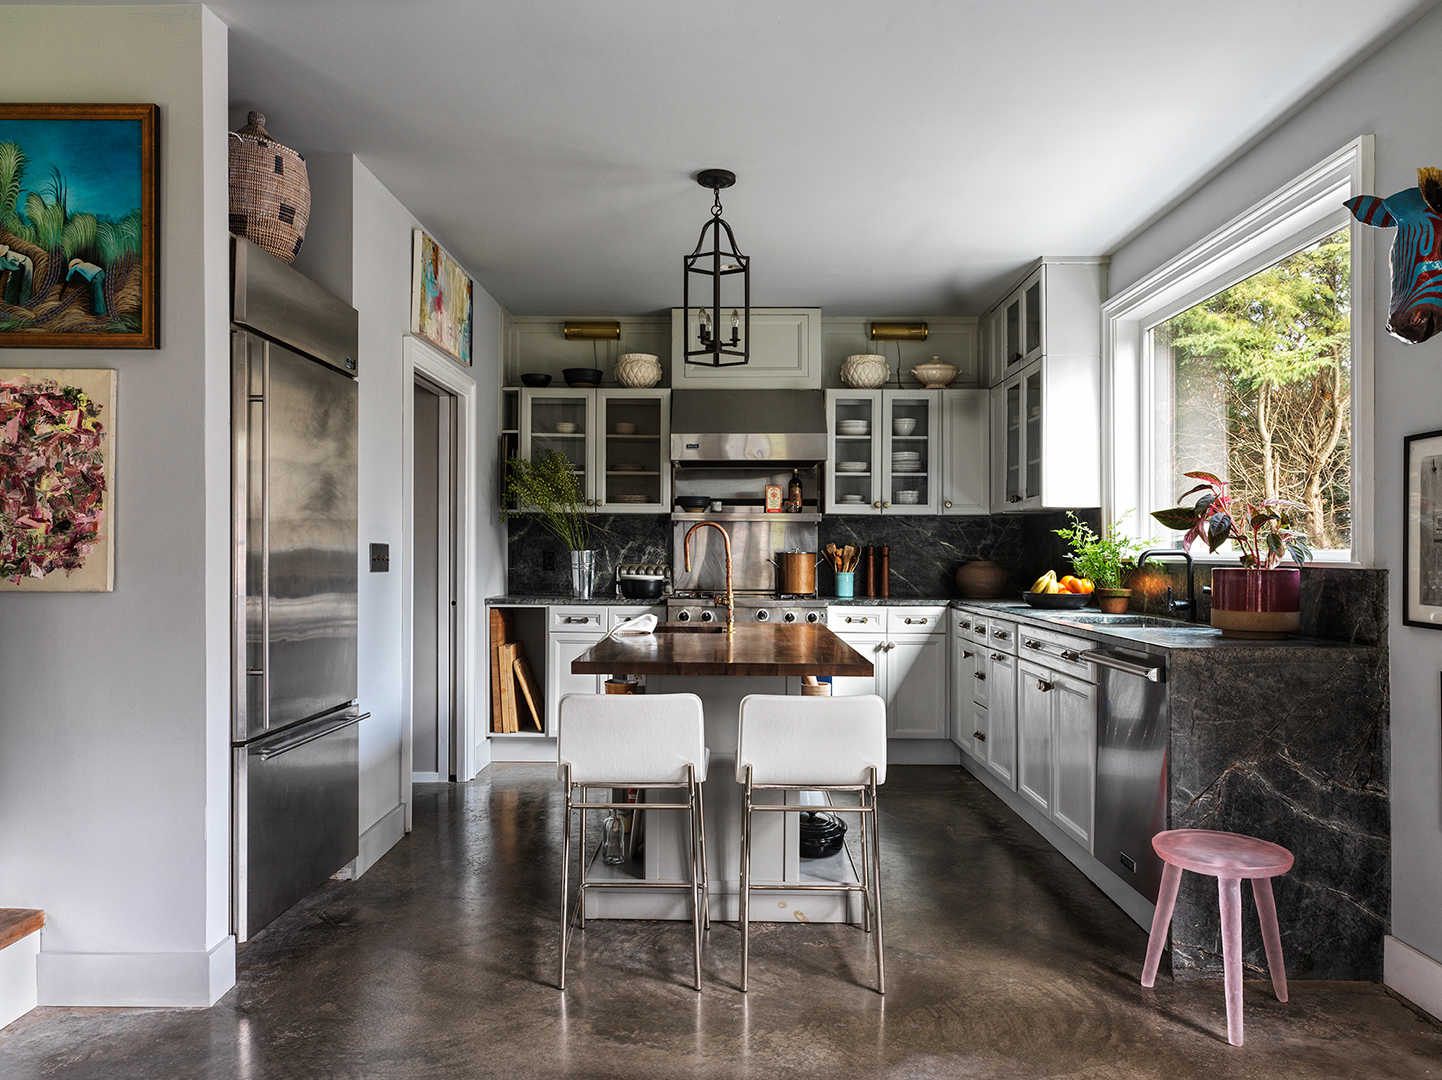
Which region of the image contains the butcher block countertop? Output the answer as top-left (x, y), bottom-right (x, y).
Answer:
top-left (571, 623), bottom-right (874, 678)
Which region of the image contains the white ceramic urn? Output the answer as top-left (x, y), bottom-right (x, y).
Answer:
top-left (840, 354), bottom-right (890, 389)
top-left (613, 352), bottom-right (662, 388)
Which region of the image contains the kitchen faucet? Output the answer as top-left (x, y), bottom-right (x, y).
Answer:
top-left (1136, 547), bottom-right (1196, 621)
top-left (683, 521), bottom-right (735, 634)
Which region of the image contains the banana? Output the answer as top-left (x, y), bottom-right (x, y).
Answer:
top-left (1030, 570), bottom-right (1058, 593)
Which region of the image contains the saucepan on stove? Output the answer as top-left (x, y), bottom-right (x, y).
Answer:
top-left (769, 550), bottom-right (823, 596)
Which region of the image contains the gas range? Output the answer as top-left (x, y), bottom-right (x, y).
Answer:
top-left (666, 593), bottom-right (828, 626)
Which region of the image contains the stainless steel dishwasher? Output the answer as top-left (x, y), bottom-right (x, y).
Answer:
top-left (1089, 647), bottom-right (1169, 903)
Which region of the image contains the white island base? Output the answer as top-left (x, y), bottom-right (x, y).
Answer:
top-left (579, 673), bottom-right (865, 924)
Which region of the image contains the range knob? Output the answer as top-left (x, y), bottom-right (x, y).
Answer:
top-left (754, 608), bottom-right (770, 621)
top-left (700, 610), bottom-right (714, 623)
top-left (783, 611), bottom-right (798, 623)
top-left (806, 611), bottom-right (820, 623)
top-left (676, 609), bottom-right (691, 622)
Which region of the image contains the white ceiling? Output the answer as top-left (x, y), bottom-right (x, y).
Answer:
top-left (97, 0), bottom-right (1442, 314)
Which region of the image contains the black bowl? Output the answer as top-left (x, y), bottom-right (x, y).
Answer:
top-left (799, 811), bottom-right (846, 859)
top-left (520, 372), bottom-right (552, 387)
top-left (563, 367), bottom-right (603, 388)
top-left (1021, 590), bottom-right (1091, 609)
top-left (675, 496), bottom-right (710, 511)
top-left (618, 575), bottom-right (666, 600)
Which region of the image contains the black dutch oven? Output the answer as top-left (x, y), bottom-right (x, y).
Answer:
top-left (798, 810), bottom-right (847, 859)
top-left (617, 572), bottom-right (666, 600)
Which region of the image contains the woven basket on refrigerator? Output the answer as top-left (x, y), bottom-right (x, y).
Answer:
top-left (228, 111), bottom-right (310, 264)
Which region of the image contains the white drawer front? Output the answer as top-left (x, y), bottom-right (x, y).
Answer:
top-left (549, 607), bottom-right (605, 630)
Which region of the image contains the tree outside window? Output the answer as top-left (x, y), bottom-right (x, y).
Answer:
top-left (1151, 228), bottom-right (1351, 556)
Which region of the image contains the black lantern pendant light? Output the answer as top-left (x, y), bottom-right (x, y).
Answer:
top-left (683, 169), bottom-right (750, 366)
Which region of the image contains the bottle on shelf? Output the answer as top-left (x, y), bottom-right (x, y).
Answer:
top-left (787, 469), bottom-right (803, 513)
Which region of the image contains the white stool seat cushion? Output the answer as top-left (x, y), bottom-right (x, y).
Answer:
top-left (557, 693), bottom-right (708, 785)
top-left (735, 694), bottom-right (887, 786)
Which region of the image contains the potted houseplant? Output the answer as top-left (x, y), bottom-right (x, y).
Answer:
top-left (1151, 470), bottom-right (1312, 639)
top-left (1053, 512), bottom-right (1148, 613)
top-left (504, 450), bottom-right (594, 597)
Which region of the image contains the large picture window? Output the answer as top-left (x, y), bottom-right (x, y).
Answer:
top-left (1150, 228), bottom-right (1352, 557)
top-left (1103, 138), bottom-right (1373, 566)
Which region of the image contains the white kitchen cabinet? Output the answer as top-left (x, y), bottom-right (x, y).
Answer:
top-left (980, 617), bottom-right (1019, 789)
top-left (828, 606), bottom-right (947, 739)
top-left (949, 612), bottom-right (985, 757)
top-left (544, 608), bottom-right (607, 735)
top-left (670, 308), bottom-right (823, 389)
top-left (989, 354), bottom-right (1100, 512)
top-left (825, 390), bottom-right (940, 514)
top-left (1016, 656), bottom-right (1097, 852)
top-left (940, 389), bottom-right (989, 515)
top-left (520, 388), bottom-right (670, 512)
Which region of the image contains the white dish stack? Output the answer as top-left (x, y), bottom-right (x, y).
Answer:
top-left (891, 451), bottom-right (921, 473)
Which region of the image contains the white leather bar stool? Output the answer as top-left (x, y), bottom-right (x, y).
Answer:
top-left (735, 693), bottom-right (887, 994)
top-left (556, 692), bottom-right (710, 991)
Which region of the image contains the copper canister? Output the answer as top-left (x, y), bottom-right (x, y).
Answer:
top-left (771, 551), bottom-right (822, 595)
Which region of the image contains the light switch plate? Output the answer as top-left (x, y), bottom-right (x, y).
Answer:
top-left (369, 543), bottom-right (390, 572)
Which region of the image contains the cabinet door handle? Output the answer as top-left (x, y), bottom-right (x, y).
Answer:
top-left (883, 641), bottom-right (896, 651)
top-left (1036, 678), bottom-right (1053, 692)
top-left (882, 501), bottom-right (891, 508)
top-left (1008, 495), bottom-right (1023, 503)
top-left (973, 731), bottom-right (986, 742)
top-left (962, 650), bottom-right (974, 659)
top-left (944, 501), bottom-right (953, 509)
top-left (874, 501), bottom-right (883, 508)
top-left (973, 670), bottom-right (985, 680)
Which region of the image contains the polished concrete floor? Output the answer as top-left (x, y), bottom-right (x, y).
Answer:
top-left (2, 764), bottom-right (1439, 1079)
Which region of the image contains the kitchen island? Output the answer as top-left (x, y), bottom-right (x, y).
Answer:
top-left (570, 622), bottom-right (874, 922)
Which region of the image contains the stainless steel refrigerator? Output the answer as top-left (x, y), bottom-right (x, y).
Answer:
top-left (231, 237), bottom-right (366, 942)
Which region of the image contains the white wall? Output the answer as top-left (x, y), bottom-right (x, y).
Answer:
top-left (285, 151), bottom-right (505, 865)
top-left (0, 5), bottom-right (234, 1006)
top-left (1107, 4), bottom-right (1442, 1013)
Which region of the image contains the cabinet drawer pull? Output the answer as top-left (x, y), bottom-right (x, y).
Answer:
top-left (845, 615), bottom-right (871, 624)
top-left (973, 731), bottom-right (986, 741)
top-left (962, 650), bottom-right (974, 659)
top-left (1061, 650), bottom-right (1081, 662)
top-left (904, 617), bottom-right (928, 625)
top-left (990, 652), bottom-right (1005, 662)
top-left (1036, 678), bottom-right (1053, 692)
top-left (1024, 639), bottom-right (1041, 649)
top-left (562, 616), bottom-right (593, 624)
top-left (992, 629), bottom-right (1010, 640)
top-left (958, 620), bottom-right (971, 630)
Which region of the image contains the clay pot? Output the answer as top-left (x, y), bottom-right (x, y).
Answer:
top-left (1095, 587), bottom-right (1132, 614)
top-left (613, 352), bottom-right (662, 388)
top-left (1210, 567), bottom-right (1301, 639)
top-left (955, 559), bottom-right (1009, 599)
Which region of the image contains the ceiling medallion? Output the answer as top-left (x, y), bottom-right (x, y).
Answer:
top-left (683, 169), bottom-right (750, 367)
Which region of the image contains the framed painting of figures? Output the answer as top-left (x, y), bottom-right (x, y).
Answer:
top-left (0, 104), bottom-right (158, 348)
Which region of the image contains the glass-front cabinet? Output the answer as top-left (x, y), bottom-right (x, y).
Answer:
top-left (989, 356), bottom-right (1099, 512)
top-left (520, 388), bottom-right (670, 512)
top-left (1001, 265), bottom-right (1044, 380)
top-left (825, 390), bottom-right (939, 514)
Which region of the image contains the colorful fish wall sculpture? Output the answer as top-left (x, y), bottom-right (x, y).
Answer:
top-left (1345, 168), bottom-right (1442, 344)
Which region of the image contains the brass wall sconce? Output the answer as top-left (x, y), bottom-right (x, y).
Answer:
top-left (563, 321), bottom-right (621, 341)
top-left (870, 322), bottom-right (928, 341)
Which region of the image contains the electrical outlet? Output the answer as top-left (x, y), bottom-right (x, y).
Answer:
top-left (543, 550), bottom-right (555, 571)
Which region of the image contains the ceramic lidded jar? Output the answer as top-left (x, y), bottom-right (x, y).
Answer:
top-left (840, 354), bottom-right (890, 389)
top-left (613, 352), bottom-right (662, 388)
top-left (911, 357), bottom-right (958, 388)
top-left (954, 559), bottom-right (1009, 599)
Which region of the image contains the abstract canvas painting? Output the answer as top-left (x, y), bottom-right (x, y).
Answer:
top-left (0, 104), bottom-right (158, 348)
top-left (0, 368), bottom-right (116, 592)
top-left (411, 229), bottom-right (473, 366)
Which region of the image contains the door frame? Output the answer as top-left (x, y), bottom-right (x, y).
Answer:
top-left (401, 336), bottom-right (480, 823)
top-left (410, 374), bottom-right (455, 783)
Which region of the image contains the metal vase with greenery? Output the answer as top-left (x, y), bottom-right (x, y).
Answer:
top-left (1053, 511), bottom-right (1147, 612)
top-left (504, 450), bottom-right (594, 596)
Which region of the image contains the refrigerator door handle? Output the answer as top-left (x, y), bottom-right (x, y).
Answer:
top-left (256, 712), bottom-right (368, 761)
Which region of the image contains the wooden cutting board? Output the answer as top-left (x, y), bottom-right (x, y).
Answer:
top-left (489, 608), bottom-right (513, 733)
top-left (497, 641), bottom-right (521, 733)
top-left (513, 653), bottom-right (544, 733)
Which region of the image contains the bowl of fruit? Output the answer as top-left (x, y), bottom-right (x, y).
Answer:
top-left (1023, 571), bottom-right (1094, 608)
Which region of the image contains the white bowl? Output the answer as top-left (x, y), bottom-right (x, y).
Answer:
top-left (613, 422), bottom-right (637, 435)
top-left (892, 418), bottom-right (918, 436)
top-left (555, 422), bottom-right (578, 434)
top-left (839, 494), bottom-right (865, 503)
top-left (837, 461), bottom-right (869, 472)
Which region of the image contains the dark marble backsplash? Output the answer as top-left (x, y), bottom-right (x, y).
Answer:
top-left (507, 509), bottom-right (1102, 599)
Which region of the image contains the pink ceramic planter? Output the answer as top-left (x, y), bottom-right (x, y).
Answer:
top-left (1210, 567), bottom-right (1301, 639)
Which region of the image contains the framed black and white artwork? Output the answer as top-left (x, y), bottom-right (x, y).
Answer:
top-left (1404, 429), bottom-right (1442, 628)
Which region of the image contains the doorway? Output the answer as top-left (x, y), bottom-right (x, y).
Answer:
top-left (412, 375), bottom-right (458, 781)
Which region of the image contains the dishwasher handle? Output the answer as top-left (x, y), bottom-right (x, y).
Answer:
top-left (1087, 652), bottom-right (1165, 683)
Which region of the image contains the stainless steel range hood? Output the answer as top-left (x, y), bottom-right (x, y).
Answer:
top-left (670, 389), bottom-right (827, 464)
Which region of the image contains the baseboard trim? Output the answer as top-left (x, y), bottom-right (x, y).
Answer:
top-left (887, 738), bottom-right (962, 765)
top-left (356, 802), bottom-right (406, 878)
top-left (1385, 935), bottom-right (1442, 1022)
top-left (488, 737), bottom-right (558, 763)
top-left (37, 935), bottom-right (235, 1008)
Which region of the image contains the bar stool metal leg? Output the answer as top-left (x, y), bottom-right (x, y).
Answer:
top-left (558, 769), bottom-right (573, 991)
top-left (740, 765), bottom-right (754, 993)
top-left (868, 770), bottom-right (885, 995)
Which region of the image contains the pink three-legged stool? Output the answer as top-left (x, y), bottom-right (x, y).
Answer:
top-left (1141, 829), bottom-right (1294, 1046)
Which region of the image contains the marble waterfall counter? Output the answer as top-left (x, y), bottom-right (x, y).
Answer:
top-left (953, 599), bottom-right (1389, 982)
top-left (570, 623), bottom-right (874, 923)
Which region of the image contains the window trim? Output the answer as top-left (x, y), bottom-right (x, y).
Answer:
top-left (1102, 136), bottom-right (1375, 567)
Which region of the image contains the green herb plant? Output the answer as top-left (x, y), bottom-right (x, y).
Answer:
top-left (1052, 511), bottom-right (1148, 590)
top-left (503, 450), bottom-right (589, 551)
